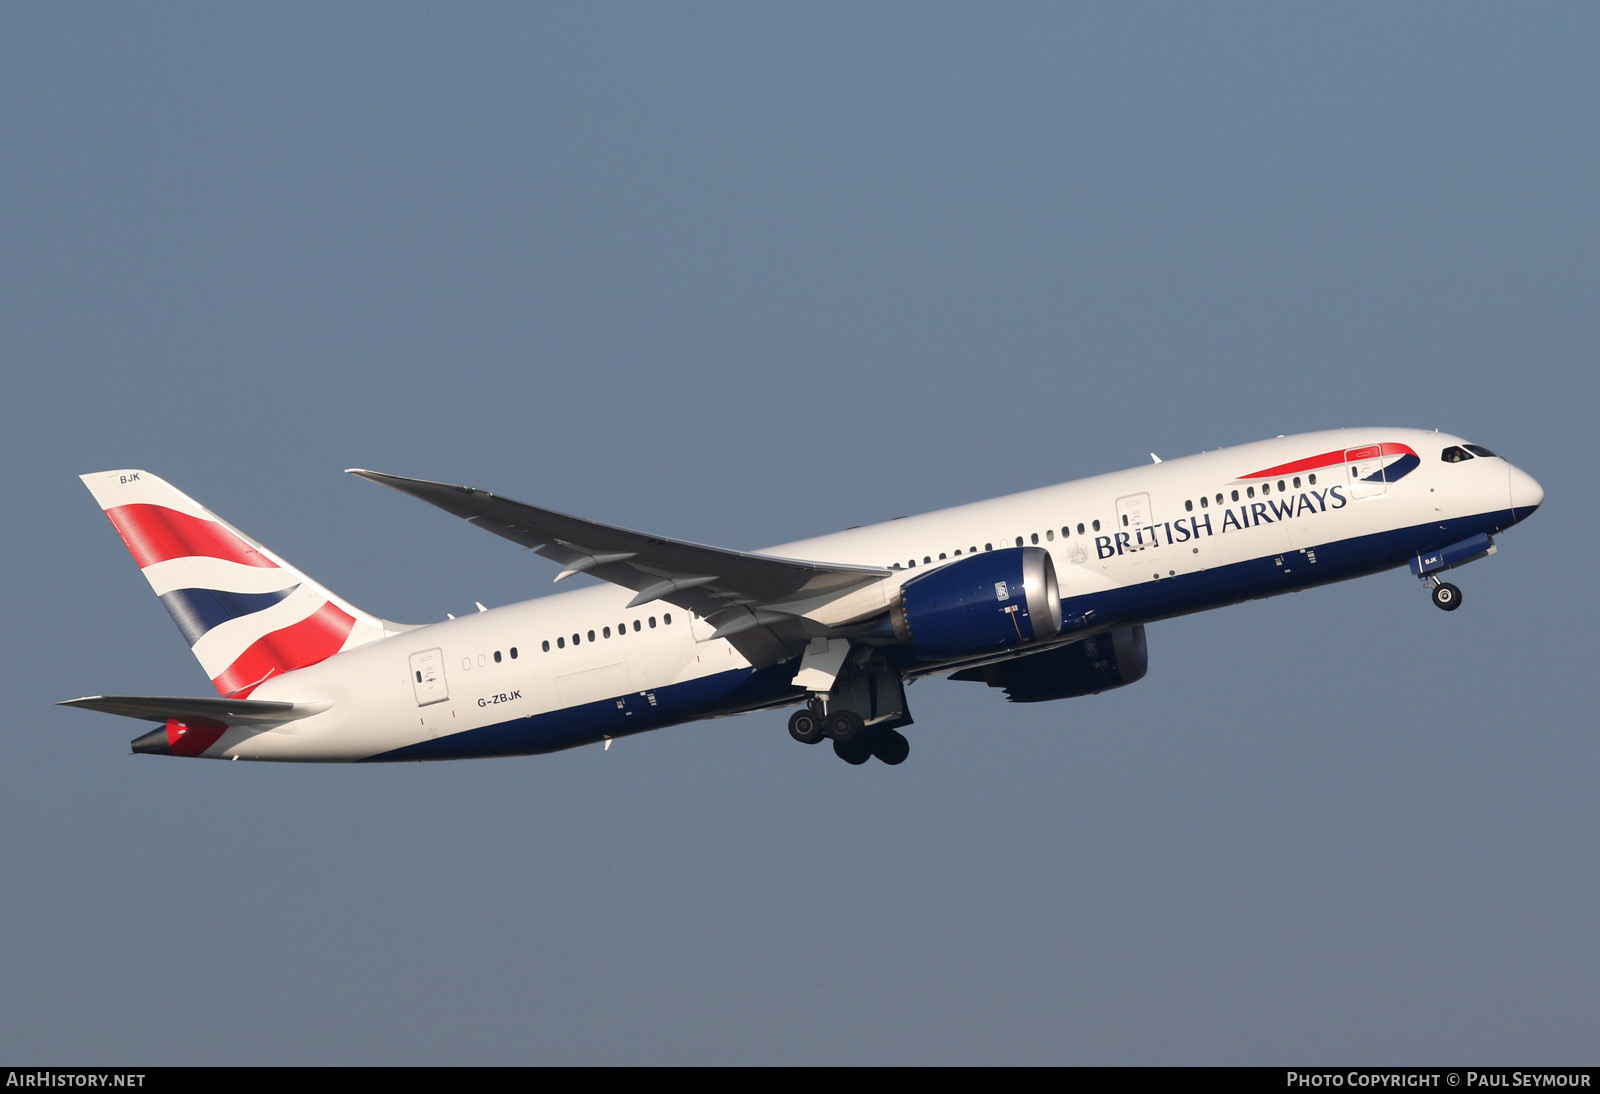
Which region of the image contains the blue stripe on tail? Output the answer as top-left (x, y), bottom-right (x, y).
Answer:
top-left (157, 585), bottom-right (300, 646)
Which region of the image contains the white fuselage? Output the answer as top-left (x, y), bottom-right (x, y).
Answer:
top-left (226, 428), bottom-right (1541, 761)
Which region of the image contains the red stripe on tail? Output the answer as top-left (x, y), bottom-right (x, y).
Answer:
top-left (104, 504), bottom-right (280, 570)
top-left (211, 602), bottom-right (358, 697)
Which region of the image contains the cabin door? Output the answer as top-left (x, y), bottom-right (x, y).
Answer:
top-left (1344, 446), bottom-right (1388, 500)
top-left (409, 648), bottom-right (449, 706)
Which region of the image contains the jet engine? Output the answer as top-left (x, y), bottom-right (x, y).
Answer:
top-left (950, 625), bottom-right (1148, 702)
top-left (889, 547), bottom-right (1062, 659)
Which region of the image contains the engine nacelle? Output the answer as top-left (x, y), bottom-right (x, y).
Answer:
top-left (890, 547), bottom-right (1062, 659)
top-left (950, 625), bottom-right (1148, 703)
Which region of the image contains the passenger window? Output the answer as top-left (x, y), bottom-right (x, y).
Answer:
top-left (557, 637), bottom-right (565, 649)
top-left (493, 650), bottom-right (502, 663)
top-left (1293, 477), bottom-right (1301, 488)
top-left (1231, 490), bottom-right (1239, 502)
top-left (572, 634), bottom-right (580, 646)
top-left (1247, 487), bottom-right (1255, 498)
top-left (510, 647), bottom-right (517, 659)
top-left (649, 616), bottom-right (656, 628)
top-left (1185, 500), bottom-right (1193, 512)
top-left (1200, 497), bottom-right (1209, 508)
top-left (633, 620), bottom-right (641, 631)
top-left (587, 630), bottom-right (595, 642)
top-left (1077, 523), bottom-right (1085, 535)
top-left (1030, 533), bottom-right (1039, 544)
top-left (1045, 530), bottom-right (1053, 542)
top-left (664, 613), bottom-right (672, 625)
top-left (1278, 480), bottom-right (1286, 492)
top-left (542, 640), bottom-right (550, 652)
top-left (604, 626), bottom-right (611, 638)
top-left (1014, 537), bottom-right (1023, 547)
top-left (1309, 473), bottom-right (1317, 485)
top-left (1092, 520), bottom-right (1101, 531)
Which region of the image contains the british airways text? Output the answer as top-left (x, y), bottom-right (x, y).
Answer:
top-left (1095, 486), bottom-right (1348, 559)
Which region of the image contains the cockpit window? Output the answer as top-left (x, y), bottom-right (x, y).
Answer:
top-left (1463, 444), bottom-right (1498, 458)
top-left (1441, 446), bottom-right (1473, 463)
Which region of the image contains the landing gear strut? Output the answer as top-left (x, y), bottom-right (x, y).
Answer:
top-left (785, 651), bottom-right (913, 765)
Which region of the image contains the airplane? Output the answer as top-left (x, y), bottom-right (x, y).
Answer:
top-left (61, 428), bottom-right (1543, 766)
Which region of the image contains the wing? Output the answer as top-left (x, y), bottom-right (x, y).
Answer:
top-left (347, 470), bottom-right (892, 663)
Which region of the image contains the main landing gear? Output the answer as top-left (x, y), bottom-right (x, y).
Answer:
top-left (787, 703), bottom-right (910, 766)
top-left (1420, 573), bottom-right (1464, 612)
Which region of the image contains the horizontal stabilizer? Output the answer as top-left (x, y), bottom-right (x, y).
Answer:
top-left (59, 694), bottom-right (331, 725)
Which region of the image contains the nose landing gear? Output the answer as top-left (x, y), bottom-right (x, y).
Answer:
top-left (1411, 534), bottom-right (1494, 612)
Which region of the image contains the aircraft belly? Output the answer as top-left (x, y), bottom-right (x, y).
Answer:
top-left (362, 662), bottom-right (797, 761)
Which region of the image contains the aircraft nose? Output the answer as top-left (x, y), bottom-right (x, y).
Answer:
top-left (1508, 464), bottom-right (1544, 520)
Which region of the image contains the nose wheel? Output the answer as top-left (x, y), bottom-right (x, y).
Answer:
top-left (1420, 569), bottom-right (1463, 611)
top-left (1430, 581), bottom-right (1463, 611)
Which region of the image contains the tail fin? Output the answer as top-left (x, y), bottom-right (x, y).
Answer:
top-left (81, 470), bottom-right (395, 697)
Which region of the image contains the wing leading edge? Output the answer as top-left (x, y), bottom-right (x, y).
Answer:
top-left (347, 470), bottom-right (893, 661)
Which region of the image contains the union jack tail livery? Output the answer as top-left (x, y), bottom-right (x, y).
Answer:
top-left (81, 470), bottom-right (393, 698)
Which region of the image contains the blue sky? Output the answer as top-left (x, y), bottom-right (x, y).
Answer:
top-left (2, 5), bottom-right (1595, 1063)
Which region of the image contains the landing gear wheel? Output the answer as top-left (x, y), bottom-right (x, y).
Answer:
top-left (1431, 582), bottom-right (1463, 611)
top-left (787, 709), bottom-right (824, 745)
top-left (870, 728), bottom-right (910, 766)
top-left (825, 709), bottom-right (865, 744)
top-left (833, 737), bottom-right (872, 765)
